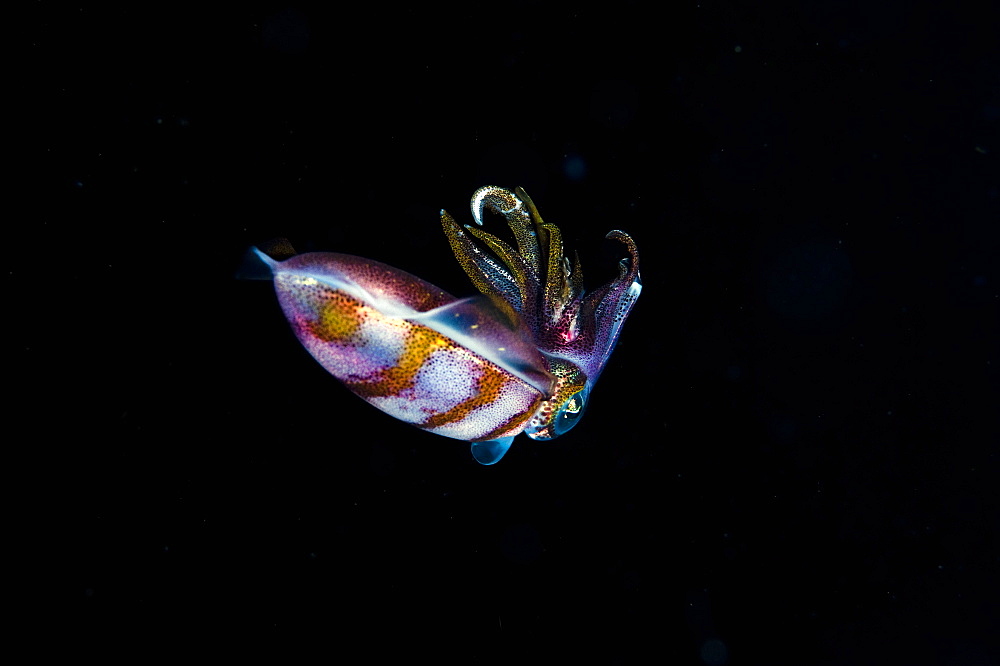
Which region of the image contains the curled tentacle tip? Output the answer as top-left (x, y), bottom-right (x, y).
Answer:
top-left (606, 229), bottom-right (639, 252)
top-left (471, 185), bottom-right (525, 225)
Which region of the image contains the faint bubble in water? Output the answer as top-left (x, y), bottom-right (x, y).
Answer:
top-left (564, 154), bottom-right (586, 181)
top-left (700, 638), bottom-right (728, 665)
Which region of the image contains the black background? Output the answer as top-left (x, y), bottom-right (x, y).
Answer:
top-left (27, 2), bottom-right (997, 662)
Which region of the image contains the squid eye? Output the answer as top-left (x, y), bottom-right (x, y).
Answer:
top-left (553, 390), bottom-right (589, 437)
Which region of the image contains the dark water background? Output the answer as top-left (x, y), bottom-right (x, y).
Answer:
top-left (25, 2), bottom-right (997, 662)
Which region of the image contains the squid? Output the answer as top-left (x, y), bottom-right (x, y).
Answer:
top-left (250, 186), bottom-right (640, 464)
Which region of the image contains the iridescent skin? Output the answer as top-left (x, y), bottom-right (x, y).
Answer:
top-left (253, 186), bottom-right (640, 464)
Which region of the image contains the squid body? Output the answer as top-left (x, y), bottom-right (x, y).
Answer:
top-left (251, 186), bottom-right (640, 464)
